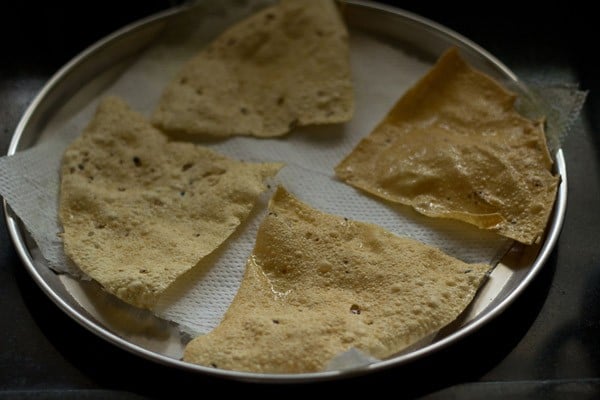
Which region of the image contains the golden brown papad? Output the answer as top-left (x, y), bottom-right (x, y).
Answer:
top-left (183, 187), bottom-right (489, 373)
top-left (335, 48), bottom-right (559, 245)
top-left (152, 0), bottom-right (354, 138)
top-left (58, 96), bottom-right (282, 309)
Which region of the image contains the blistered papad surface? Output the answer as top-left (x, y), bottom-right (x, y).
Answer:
top-left (59, 96), bottom-right (282, 308)
top-left (183, 187), bottom-right (489, 373)
top-left (152, 0), bottom-right (354, 138)
top-left (335, 48), bottom-right (559, 245)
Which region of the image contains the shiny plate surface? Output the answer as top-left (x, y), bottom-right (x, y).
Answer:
top-left (4, 0), bottom-right (566, 382)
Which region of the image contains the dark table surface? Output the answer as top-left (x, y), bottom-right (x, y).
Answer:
top-left (1, 1), bottom-right (599, 398)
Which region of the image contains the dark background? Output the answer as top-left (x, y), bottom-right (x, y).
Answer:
top-left (1, 1), bottom-right (598, 398)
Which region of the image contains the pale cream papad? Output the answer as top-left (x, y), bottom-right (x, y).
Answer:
top-left (58, 96), bottom-right (282, 309)
top-left (183, 187), bottom-right (489, 373)
top-left (335, 48), bottom-right (559, 245)
top-left (152, 0), bottom-right (354, 138)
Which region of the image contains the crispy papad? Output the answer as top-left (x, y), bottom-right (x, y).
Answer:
top-left (335, 48), bottom-right (559, 245)
top-left (59, 96), bottom-right (282, 309)
top-left (183, 187), bottom-right (489, 373)
top-left (152, 0), bottom-right (354, 138)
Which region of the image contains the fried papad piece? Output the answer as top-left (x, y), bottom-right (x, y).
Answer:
top-left (184, 187), bottom-right (489, 373)
top-left (59, 96), bottom-right (282, 309)
top-left (152, 0), bottom-right (354, 138)
top-left (335, 48), bottom-right (559, 245)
